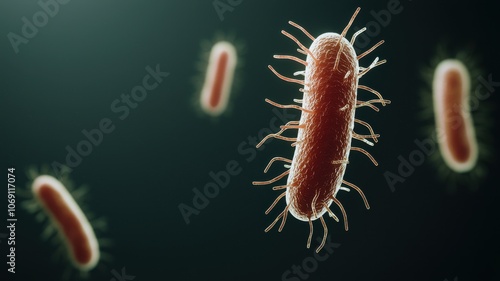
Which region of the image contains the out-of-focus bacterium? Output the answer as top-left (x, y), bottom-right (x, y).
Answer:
top-left (200, 41), bottom-right (237, 116)
top-left (32, 175), bottom-right (100, 271)
top-left (433, 59), bottom-right (478, 173)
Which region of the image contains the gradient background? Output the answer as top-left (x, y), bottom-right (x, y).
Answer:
top-left (1, 0), bottom-right (499, 280)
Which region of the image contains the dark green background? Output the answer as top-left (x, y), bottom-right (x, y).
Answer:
top-left (1, 0), bottom-right (499, 280)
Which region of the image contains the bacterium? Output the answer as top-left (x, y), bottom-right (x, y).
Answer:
top-left (433, 59), bottom-right (478, 173)
top-left (420, 49), bottom-right (491, 189)
top-left (22, 168), bottom-right (109, 279)
top-left (253, 7), bottom-right (390, 252)
top-left (200, 41), bottom-right (237, 116)
top-left (32, 175), bottom-right (100, 271)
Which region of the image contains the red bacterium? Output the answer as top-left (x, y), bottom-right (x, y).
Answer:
top-left (253, 8), bottom-right (390, 252)
top-left (32, 175), bottom-right (100, 271)
top-left (200, 41), bottom-right (237, 116)
top-left (433, 59), bottom-right (478, 173)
